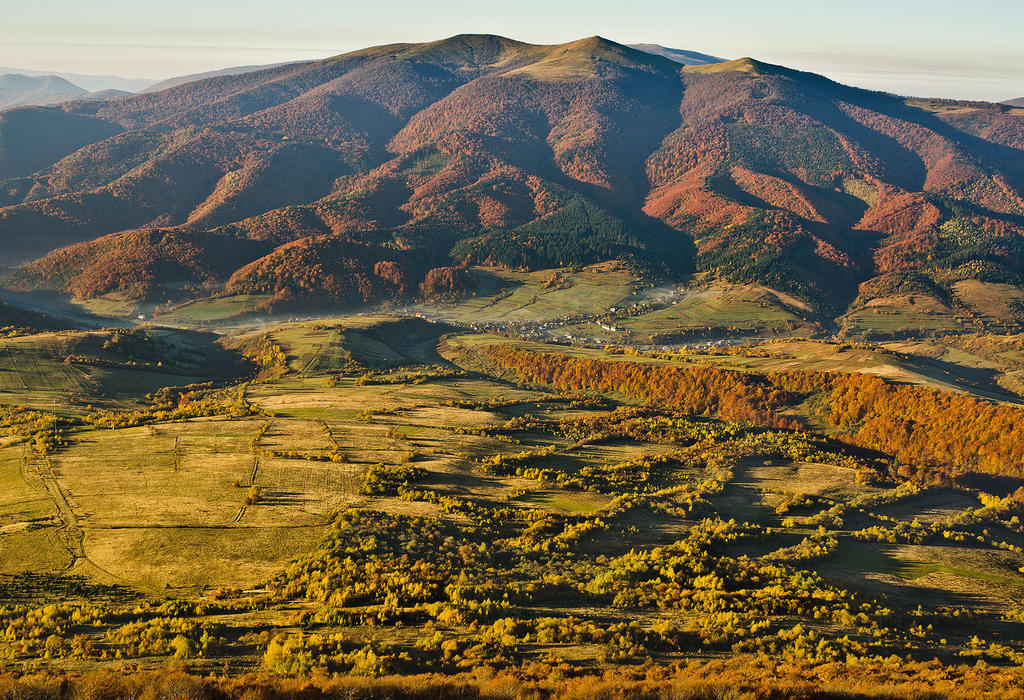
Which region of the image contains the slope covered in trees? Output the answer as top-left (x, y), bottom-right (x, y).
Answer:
top-left (486, 344), bottom-right (1024, 481)
top-left (0, 107), bottom-right (121, 182)
top-left (7, 229), bottom-right (269, 301)
top-left (0, 301), bottom-right (63, 332)
top-left (225, 234), bottom-right (463, 311)
top-left (0, 35), bottom-right (1022, 321)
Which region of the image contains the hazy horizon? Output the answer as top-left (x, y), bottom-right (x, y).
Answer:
top-left (2, 0), bottom-right (1022, 101)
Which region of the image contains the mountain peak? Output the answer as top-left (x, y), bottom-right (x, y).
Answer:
top-left (324, 35), bottom-right (690, 78)
top-left (504, 35), bottom-right (681, 80)
top-left (684, 57), bottom-right (766, 75)
top-left (391, 33), bottom-right (535, 68)
top-left (564, 35), bottom-right (615, 49)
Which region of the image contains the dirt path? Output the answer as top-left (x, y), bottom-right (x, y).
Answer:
top-left (25, 446), bottom-right (84, 569)
top-left (22, 443), bottom-right (182, 593)
top-left (229, 419), bottom-right (274, 525)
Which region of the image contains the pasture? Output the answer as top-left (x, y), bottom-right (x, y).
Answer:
top-left (405, 262), bottom-right (638, 324)
top-left (839, 294), bottom-right (966, 337)
top-left (0, 329), bottom-right (240, 411)
top-left (152, 295), bottom-right (272, 326)
top-left (620, 282), bottom-right (817, 340)
top-left (0, 316), bottom-right (1022, 675)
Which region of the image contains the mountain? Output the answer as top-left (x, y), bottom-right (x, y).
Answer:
top-left (1005, 97), bottom-right (1024, 107)
top-left (0, 73), bottom-right (87, 109)
top-left (628, 44), bottom-right (723, 66)
top-left (143, 62), bottom-right (296, 93)
top-left (0, 34), bottom-right (1023, 325)
top-left (0, 67), bottom-right (153, 93)
top-left (0, 74), bottom-right (133, 110)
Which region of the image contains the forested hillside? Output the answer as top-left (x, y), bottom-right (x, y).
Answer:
top-left (1, 34), bottom-right (1023, 321)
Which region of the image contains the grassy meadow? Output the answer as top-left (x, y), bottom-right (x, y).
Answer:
top-left (0, 289), bottom-right (1023, 691)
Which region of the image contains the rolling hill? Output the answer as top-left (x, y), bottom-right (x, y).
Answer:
top-left (1, 34), bottom-right (1023, 326)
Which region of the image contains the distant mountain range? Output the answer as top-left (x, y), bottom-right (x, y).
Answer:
top-left (1005, 97), bottom-right (1024, 107)
top-left (0, 73), bottom-right (132, 110)
top-left (0, 64), bottom-right (299, 108)
top-left (0, 34), bottom-right (1022, 326)
top-left (0, 74), bottom-right (86, 109)
top-left (0, 67), bottom-right (154, 93)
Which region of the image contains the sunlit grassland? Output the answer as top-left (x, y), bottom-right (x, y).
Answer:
top-left (152, 295), bottom-right (272, 326)
top-left (620, 283), bottom-right (815, 338)
top-left (0, 335), bottom-right (96, 410)
top-left (952, 280), bottom-right (1024, 326)
top-left (0, 448), bottom-right (56, 527)
top-left (0, 447), bottom-right (68, 573)
top-left (68, 294), bottom-right (147, 320)
top-left (840, 299), bottom-right (966, 337)
top-left (516, 490), bottom-right (608, 514)
top-left (406, 262), bottom-right (638, 324)
top-left (827, 544), bottom-right (1024, 588)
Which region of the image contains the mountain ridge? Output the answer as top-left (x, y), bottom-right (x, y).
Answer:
top-left (0, 34), bottom-right (1022, 328)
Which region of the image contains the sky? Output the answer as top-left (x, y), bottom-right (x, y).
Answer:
top-left (1, 0), bottom-right (1022, 101)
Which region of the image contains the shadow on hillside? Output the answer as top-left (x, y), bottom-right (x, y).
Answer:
top-left (957, 472), bottom-right (1024, 496)
top-left (342, 317), bottom-right (458, 368)
top-left (899, 352), bottom-right (1024, 405)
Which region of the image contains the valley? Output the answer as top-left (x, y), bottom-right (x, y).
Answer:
top-left (1, 27), bottom-right (1024, 698)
